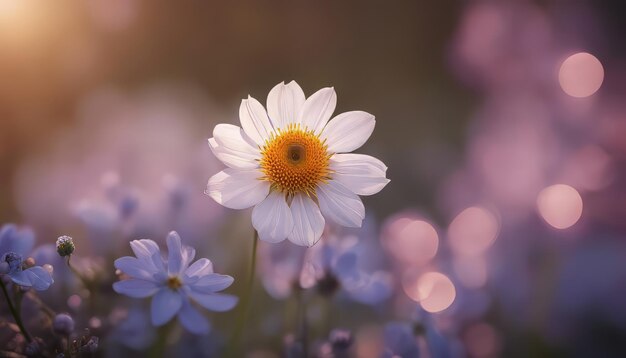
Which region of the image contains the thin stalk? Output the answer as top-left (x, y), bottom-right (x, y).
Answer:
top-left (65, 333), bottom-right (72, 357)
top-left (297, 288), bottom-right (308, 357)
top-left (66, 255), bottom-right (88, 285)
top-left (225, 230), bottom-right (259, 357)
top-left (0, 279), bottom-right (32, 342)
top-left (149, 321), bottom-right (175, 358)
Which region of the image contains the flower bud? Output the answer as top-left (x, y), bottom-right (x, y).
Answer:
top-left (56, 236), bottom-right (75, 257)
top-left (53, 313), bottom-right (75, 336)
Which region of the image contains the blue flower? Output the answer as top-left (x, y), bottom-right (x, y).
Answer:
top-left (113, 231), bottom-right (237, 335)
top-left (0, 224), bottom-right (54, 291)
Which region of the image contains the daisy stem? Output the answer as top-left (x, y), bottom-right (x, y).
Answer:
top-left (297, 288), bottom-right (309, 356)
top-left (0, 279), bottom-right (32, 343)
top-left (225, 229), bottom-right (259, 357)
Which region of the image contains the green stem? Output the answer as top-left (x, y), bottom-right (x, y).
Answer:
top-left (297, 288), bottom-right (308, 357)
top-left (66, 255), bottom-right (87, 285)
top-left (65, 333), bottom-right (72, 357)
top-left (0, 279), bottom-right (32, 342)
top-left (323, 295), bottom-right (332, 336)
top-left (67, 256), bottom-right (99, 313)
top-left (225, 230), bottom-right (259, 357)
top-left (149, 321), bottom-right (175, 358)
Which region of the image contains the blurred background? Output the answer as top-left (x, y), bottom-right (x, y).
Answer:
top-left (1, 0), bottom-right (626, 357)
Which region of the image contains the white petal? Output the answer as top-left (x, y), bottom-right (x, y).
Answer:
top-left (330, 153), bottom-right (390, 195)
top-left (239, 96), bottom-right (274, 145)
top-left (316, 180), bottom-right (365, 228)
top-left (321, 111), bottom-right (375, 153)
top-left (151, 289), bottom-right (182, 326)
top-left (267, 81), bottom-right (306, 129)
top-left (188, 292), bottom-right (238, 312)
top-left (206, 169), bottom-right (270, 210)
top-left (287, 194), bottom-right (325, 247)
top-left (252, 191), bottom-right (293, 243)
top-left (209, 124), bottom-right (259, 169)
top-left (185, 258), bottom-right (214, 278)
top-left (299, 87), bottom-right (337, 133)
top-left (177, 302), bottom-right (210, 335)
top-left (113, 279), bottom-right (160, 298)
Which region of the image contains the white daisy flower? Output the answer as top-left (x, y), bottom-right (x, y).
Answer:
top-left (206, 81), bottom-right (389, 247)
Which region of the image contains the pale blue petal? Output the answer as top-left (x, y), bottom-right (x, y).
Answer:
top-left (8, 270), bottom-right (31, 287)
top-left (189, 274), bottom-right (234, 293)
top-left (188, 292), bottom-right (238, 312)
top-left (113, 279), bottom-right (160, 298)
top-left (130, 239), bottom-right (165, 274)
top-left (115, 257), bottom-right (158, 281)
top-left (24, 266), bottom-right (53, 291)
top-left (181, 246), bottom-right (195, 273)
top-left (151, 289), bottom-right (183, 326)
top-left (184, 258), bottom-right (213, 278)
top-left (177, 301), bottom-right (210, 335)
top-left (166, 231), bottom-right (183, 275)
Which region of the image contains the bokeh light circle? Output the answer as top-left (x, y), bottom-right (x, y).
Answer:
top-left (559, 52), bottom-right (604, 98)
top-left (384, 217), bottom-right (439, 266)
top-left (402, 270), bottom-right (456, 313)
top-left (537, 184), bottom-right (583, 229)
top-left (448, 207), bottom-right (499, 256)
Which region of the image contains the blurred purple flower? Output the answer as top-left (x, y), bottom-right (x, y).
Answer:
top-left (109, 307), bottom-right (156, 350)
top-left (301, 234), bottom-right (392, 305)
top-left (0, 224), bottom-right (53, 291)
top-left (113, 231), bottom-right (237, 335)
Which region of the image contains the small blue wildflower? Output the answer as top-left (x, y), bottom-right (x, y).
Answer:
top-left (113, 231), bottom-right (238, 335)
top-left (0, 224), bottom-right (53, 291)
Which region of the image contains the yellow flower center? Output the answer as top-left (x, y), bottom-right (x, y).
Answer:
top-left (260, 124), bottom-right (332, 196)
top-left (167, 276), bottom-right (182, 290)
